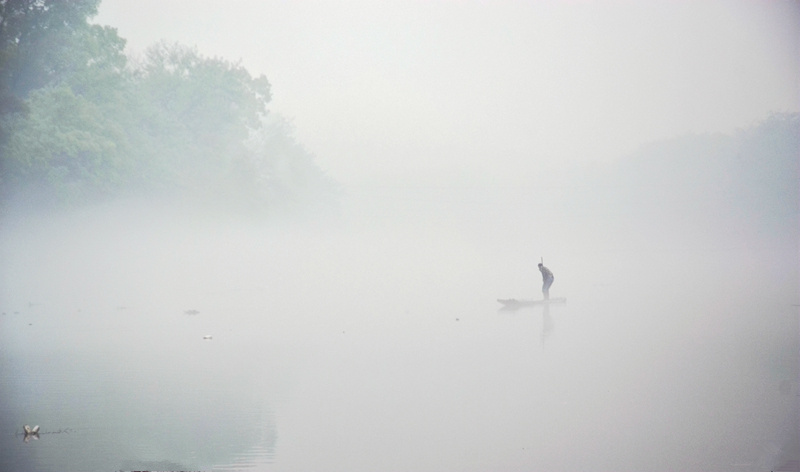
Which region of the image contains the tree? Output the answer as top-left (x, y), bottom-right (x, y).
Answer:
top-left (0, 0), bottom-right (134, 206)
top-left (0, 0), bottom-right (105, 107)
top-left (2, 84), bottom-right (129, 204)
top-left (0, 0), bottom-right (131, 204)
top-left (130, 42), bottom-right (271, 192)
top-left (0, 6), bottom-right (339, 216)
top-left (241, 115), bottom-right (340, 215)
top-left (137, 42), bottom-right (270, 144)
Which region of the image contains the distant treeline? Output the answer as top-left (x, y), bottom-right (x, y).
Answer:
top-left (0, 0), bottom-right (338, 215)
top-left (577, 112), bottom-right (799, 243)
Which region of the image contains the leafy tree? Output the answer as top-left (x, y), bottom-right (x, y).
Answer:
top-left (0, 4), bottom-right (338, 216)
top-left (0, 0), bottom-right (131, 204)
top-left (138, 42), bottom-right (270, 141)
top-left (0, 0), bottom-right (106, 108)
top-left (2, 84), bottom-right (129, 203)
top-left (242, 115), bottom-right (340, 215)
top-left (124, 42), bottom-right (272, 196)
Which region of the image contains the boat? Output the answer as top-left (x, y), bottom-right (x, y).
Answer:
top-left (497, 297), bottom-right (566, 309)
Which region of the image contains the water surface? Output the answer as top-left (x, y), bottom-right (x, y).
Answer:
top-left (1, 202), bottom-right (797, 471)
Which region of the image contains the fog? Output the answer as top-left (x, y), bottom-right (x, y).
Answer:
top-left (94, 0), bottom-right (800, 186)
top-left (1, 187), bottom-right (797, 470)
top-left (2, 1), bottom-right (799, 471)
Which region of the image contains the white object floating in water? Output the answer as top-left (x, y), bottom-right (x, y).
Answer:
top-left (23, 425), bottom-right (40, 442)
top-left (203, 335), bottom-right (213, 340)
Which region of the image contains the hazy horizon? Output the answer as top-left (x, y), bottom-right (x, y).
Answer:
top-left (94, 0), bottom-right (800, 187)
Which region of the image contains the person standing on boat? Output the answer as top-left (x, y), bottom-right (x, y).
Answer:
top-left (538, 262), bottom-right (554, 300)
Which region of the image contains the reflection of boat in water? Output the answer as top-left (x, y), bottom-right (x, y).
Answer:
top-left (496, 298), bottom-right (561, 345)
top-left (497, 297), bottom-right (566, 310)
top-left (23, 425), bottom-right (39, 442)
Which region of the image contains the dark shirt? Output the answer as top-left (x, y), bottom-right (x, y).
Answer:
top-left (539, 265), bottom-right (554, 281)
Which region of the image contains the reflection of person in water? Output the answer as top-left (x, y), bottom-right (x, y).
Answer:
top-left (538, 262), bottom-right (554, 300)
top-left (541, 304), bottom-right (553, 345)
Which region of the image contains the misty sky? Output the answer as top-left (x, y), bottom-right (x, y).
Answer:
top-left (95, 0), bottom-right (799, 186)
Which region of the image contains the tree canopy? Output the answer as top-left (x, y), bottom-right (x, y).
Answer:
top-left (0, 0), bottom-right (338, 215)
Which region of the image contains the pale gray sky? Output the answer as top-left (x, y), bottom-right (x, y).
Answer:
top-left (95, 0), bottom-right (799, 186)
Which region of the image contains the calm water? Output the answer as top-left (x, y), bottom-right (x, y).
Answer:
top-left (1, 201), bottom-right (797, 471)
